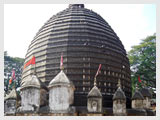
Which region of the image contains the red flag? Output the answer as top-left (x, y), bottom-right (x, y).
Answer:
top-left (9, 69), bottom-right (16, 84)
top-left (24, 56), bottom-right (36, 69)
top-left (60, 53), bottom-right (64, 70)
top-left (138, 76), bottom-right (142, 83)
top-left (95, 64), bottom-right (102, 77)
top-left (12, 69), bottom-right (15, 79)
top-left (9, 78), bottom-right (12, 84)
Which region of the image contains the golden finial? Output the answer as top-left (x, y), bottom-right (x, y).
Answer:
top-left (60, 53), bottom-right (64, 70)
top-left (143, 81), bottom-right (147, 87)
top-left (135, 84), bottom-right (138, 91)
top-left (117, 79), bottom-right (121, 88)
top-left (94, 77), bottom-right (97, 86)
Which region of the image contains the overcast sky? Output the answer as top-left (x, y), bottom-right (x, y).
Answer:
top-left (4, 4), bottom-right (156, 58)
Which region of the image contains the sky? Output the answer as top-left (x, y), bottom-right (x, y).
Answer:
top-left (4, 4), bottom-right (156, 58)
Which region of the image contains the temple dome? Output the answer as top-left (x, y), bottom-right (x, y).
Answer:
top-left (140, 87), bottom-right (152, 98)
top-left (21, 75), bottom-right (40, 89)
top-left (132, 90), bottom-right (144, 100)
top-left (4, 89), bottom-right (17, 101)
top-left (113, 87), bottom-right (126, 100)
top-left (48, 70), bottom-right (71, 88)
top-left (22, 4), bottom-right (131, 107)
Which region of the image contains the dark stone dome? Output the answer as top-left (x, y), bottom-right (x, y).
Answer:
top-left (22, 4), bottom-right (131, 108)
top-left (113, 87), bottom-right (126, 100)
top-left (88, 86), bottom-right (102, 98)
top-left (132, 90), bottom-right (144, 100)
top-left (140, 87), bottom-right (152, 98)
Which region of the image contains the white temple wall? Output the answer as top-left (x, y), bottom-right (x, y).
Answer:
top-left (21, 88), bottom-right (40, 111)
top-left (49, 86), bottom-right (70, 111)
top-left (132, 99), bottom-right (143, 109)
top-left (113, 100), bottom-right (126, 116)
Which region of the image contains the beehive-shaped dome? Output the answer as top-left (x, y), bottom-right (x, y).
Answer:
top-left (22, 4), bottom-right (131, 107)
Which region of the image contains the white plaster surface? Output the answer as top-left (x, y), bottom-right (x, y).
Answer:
top-left (49, 86), bottom-right (71, 111)
top-left (21, 88), bottom-right (40, 111)
top-left (132, 99), bottom-right (143, 109)
top-left (113, 100), bottom-right (126, 116)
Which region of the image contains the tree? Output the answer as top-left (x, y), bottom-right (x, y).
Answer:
top-left (4, 51), bottom-right (8, 56)
top-left (128, 34), bottom-right (156, 94)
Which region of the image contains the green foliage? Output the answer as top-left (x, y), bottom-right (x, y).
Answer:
top-left (12, 57), bottom-right (24, 63)
top-left (4, 52), bottom-right (24, 64)
top-left (128, 34), bottom-right (156, 94)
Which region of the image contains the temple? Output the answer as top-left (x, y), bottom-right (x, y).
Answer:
top-left (4, 4), bottom-right (155, 116)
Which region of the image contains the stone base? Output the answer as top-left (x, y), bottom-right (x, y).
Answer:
top-left (4, 113), bottom-right (16, 116)
top-left (87, 113), bottom-right (103, 116)
top-left (16, 113), bottom-right (39, 116)
top-left (16, 106), bottom-right (39, 114)
top-left (127, 108), bottom-right (147, 116)
top-left (48, 113), bottom-right (77, 116)
top-left (145, 109), bottom-right (156, 116)
top-left (49, 106), bottom-right (76, 114)
top-left (4, 107), bottom-right (156, 116)
top-left (113, 113), bottom-right (127, 116)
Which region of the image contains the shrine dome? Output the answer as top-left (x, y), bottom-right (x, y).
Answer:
top-left (22, 4), bottom-right (131, 108)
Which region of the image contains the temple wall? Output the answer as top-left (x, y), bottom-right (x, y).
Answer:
top-left (143, 97), bottom-right (151, 109)
top-left (21, 88), bottom-right (40, 111)
top-left (132, 100), bottom-right (143, 109)
top-left (49, 86), bottom-right (70, 111)
top-left (113, 100), bottom-right (126, 116)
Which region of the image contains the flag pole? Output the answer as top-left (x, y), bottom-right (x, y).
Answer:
top-left (33, 63), bottom-right (36, 75)
top-left (94, 64), bottom-right (102, 86)
top-left (13, 77), bottom-right (16, 89)
top-left (11, 69), bottom-right (16, 94)
top-left (32, 54), bottom-right (36, 75)
top-left (94, 77), bottom-right (97, 86)
top-left (33, 58), bottom-right (36, 75)
top-left (60, 53), bottom-right (64, 70)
